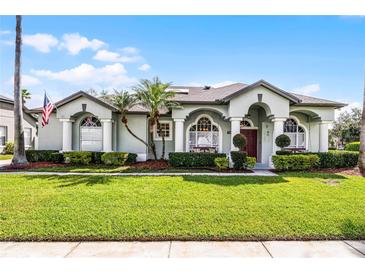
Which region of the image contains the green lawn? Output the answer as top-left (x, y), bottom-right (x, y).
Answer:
top-left (0, 172), bottom-right (365, 241)
top-left (0, 154), bottom-right (12, 160)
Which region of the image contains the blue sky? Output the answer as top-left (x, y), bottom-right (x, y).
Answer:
top-left (0, 16), bottom-right (364, 110)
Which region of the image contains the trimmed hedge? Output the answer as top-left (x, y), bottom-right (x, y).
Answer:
top-left (230, 151), bottom-right (247, 170)
top-left (101, 152), bottom-right (128, 165)
top-left (126, 153), bottom-right (138, 164)
top-left (272, 154), bottom-right (319, 171)
top-left (25, 150), bottom-right (59, 162)
top-left (50, 152), bottom-right (64, 163)
top-left (246, 156), bottom-right (256, 169)
top-left (276, 150), bottom-right (293, 155)
top-left (314, 151), bottom-right (359, 168)
top-left (91, 152), bottom-right (104, 164)
top-left (345, 142), bottom-right (360, 152)
top-left (4, 142), bottom-right (14, 154)
top-left (63, 151), bottom-right (93, 165)
top-left (169, 152), bottom-right (226, 167)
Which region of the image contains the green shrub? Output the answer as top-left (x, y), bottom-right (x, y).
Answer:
top-left (230, 151), bottom-right (247, 170)
top-left (272, 154), bottom-right (319, 171)
top-left (91, 152), bottom-right (104, 164)
top-left (232, 133), bottom-right (247, 150)
top-left (4, 141), bottom-right (14, 154)
top-left (169, 152), bottom-right (226, 167)
top-left (50, 152), bottom-right (64, 163)
top-left (101, 152), bottom-right (128, 165)
top-left (275, 134), bottom-right (291, 149)
top-left (246, 156), bottom-right (256, 169)
top-left (276, 150), bottom-right (292, 155)
top-left (214, 156), bottom-right (229, 171)
top-left (26, 150), bottom-right (58, 162)
top-left (345, 142), bottom-right (360, 152)
top-left (315, 151), bottom-right (359, 168)
top-left (126, 153), bottom-right (138, 164)
top-left (63, 151), bottom-right (92, 165)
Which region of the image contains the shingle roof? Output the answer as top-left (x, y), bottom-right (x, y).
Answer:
top-left (29, 81), bottom-right (346, 113)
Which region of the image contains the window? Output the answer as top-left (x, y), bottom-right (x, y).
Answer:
top-left (283, 118), bottom-right (305, 148)
top-left (154, 121), bottom-right (172, 141)
top-left (24, 128), bottom-right (32, 148)
top-left (0, 126), bottom-right (7, 146)
top-left (240, 119), bottom-right (252, 128)
top-left (188, 116), bottom-right (219, 152)
top-left (80, 116), bottom-right (103, 151)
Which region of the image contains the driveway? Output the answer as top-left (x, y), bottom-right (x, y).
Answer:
top-left (0, 241), bottom-right (364, 258)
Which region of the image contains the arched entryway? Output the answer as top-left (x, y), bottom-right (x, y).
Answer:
top-left (80, 116), bottom-right (103, 151)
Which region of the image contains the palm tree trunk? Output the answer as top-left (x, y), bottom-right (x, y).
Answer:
top-left (11, 15), bottom-right (27, 165)
top-left (358, 73), bottom-right (365, 176)
top-left (148, 118), bottom-right (158, 160)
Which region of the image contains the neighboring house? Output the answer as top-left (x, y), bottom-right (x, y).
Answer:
top-left (0, 95), bottom-right (38, 153)
top-left (29, 80), bottom-right (346, 166)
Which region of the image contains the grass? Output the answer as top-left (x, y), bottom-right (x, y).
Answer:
top-left (0, 154), bottom-right (12, 160)
top-left (0, 172), bottom-right (365, 241)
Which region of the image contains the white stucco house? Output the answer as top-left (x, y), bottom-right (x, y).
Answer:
top-left (30, 80), bottom-right (346, 167)
top-left (0, 95), bottom-right (37, 153)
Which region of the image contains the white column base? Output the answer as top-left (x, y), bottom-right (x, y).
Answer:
top-left (60, 118), bottom-right (74, 152)
top-left (101, 119), bottom-right (113, 152)
top-left (174, 118), bottom-right (185, 152)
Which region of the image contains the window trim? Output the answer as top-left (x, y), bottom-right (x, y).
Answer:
top-left (24, 127), bottom-right (32, 148)
top-left (153, 120), bottom-right (173, 141)
top-left (0, 125), bottom-right (8, 147)
top-left (283, 116), bottom-right (308, 150)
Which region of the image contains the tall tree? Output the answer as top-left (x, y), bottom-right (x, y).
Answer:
top-left (133, 77), bottom-right (179, 159)
top-left (111, 90), bottom-right (150, 148)
top-left (358, 74), bottom-right (365, 176)
top-left (21, 88), bottom-right (31, 105)
top-left (12, 15), bottom-right (28, 165)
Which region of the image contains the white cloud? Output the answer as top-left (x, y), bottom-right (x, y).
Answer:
top-left (93, 49), bottom-right (141, 63)
top-left (292, 84), bottom-right (321, 96)
top-left (211, 81), bottom-right (236, 88)
top-left (8, 74), bottom-right (41, 87)
top-left (120, 47), bottom-right (139, 54)
top-left (0, 30), bottom-right (11, 35)
top-left (59, 33), bottom-right (106, 55)
top-left (31, 63), bottom-right (136, 87)
top-left (138, 64), bottom-right (151, 72)
top-left (23, 33), bottom-right (58, 53)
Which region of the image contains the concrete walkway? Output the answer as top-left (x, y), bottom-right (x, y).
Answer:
top-left (0, 159), bottom-right (11, 168)
top-left (0, 170), bottom-right (277, 176)
top-left (0, 241), bottom-right (364, 258)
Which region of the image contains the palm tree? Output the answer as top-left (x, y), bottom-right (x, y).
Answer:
top-left (21, 89), bottom-right (31, 105)
top-left (133, 77), bottom-right (179, 159)
top-left (358, 74), bottom-right (365, 176)
top-left (12, 15), bottom-right (28, 165)
top-left (111, 90), bottom-right (150, 148)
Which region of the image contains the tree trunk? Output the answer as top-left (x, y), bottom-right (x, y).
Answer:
top-left (11, 15), bottom-right (27, 166)
top-left (156, 120), bottom-right (166, 159)
top-left (149, 118), bottom-right (158, 160)
top-left (359, 73), bottom-right (365, 176)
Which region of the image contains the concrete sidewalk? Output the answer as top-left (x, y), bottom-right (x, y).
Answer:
top-left (0, 170), bottom-right (277, 176)
top-left (0, 241), bottom-right (364, 258)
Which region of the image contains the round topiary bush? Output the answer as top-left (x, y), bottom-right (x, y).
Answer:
top-left (275, 134), bottom-right (291, 150)
top-left (233, 133), bottom-right (247, 150)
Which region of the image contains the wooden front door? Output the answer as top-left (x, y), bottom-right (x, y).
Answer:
top-left (240, 129), bottom-right (257, 158)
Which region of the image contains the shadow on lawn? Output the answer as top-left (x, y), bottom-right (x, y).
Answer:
top-left (23, 175), bottom-right (113, 188)
top-left (340, 219), bottom-right (365, 239)
top-left (181, 175), bottom-right (289, 186)
top-left (278, 171), bottom-right (347, 180)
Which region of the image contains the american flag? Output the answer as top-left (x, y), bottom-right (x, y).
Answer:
top-left (42, 93), bottom-right (55, 127)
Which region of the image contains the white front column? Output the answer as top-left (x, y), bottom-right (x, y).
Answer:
top-left (272, 118), bottom-right (286, 154)
top-left (319, 121), bottom-right (331, 152)
top-left (174, 118), bottom-right (185, 152)
top-left (230, 117), bottom-right (242, 151)
top-left (101, 119), bottom-right (113, 152)
top-left (60, 118), bottom-right (74, 152)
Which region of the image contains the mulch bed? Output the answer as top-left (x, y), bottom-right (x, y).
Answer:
top-left (130, 160), bottom-right (170, 170)
top-left (318, 167), bottom-right (361, 176)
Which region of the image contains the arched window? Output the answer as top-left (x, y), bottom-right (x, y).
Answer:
top-left (283, 118), bottom-right (305, 148)
top-left (188, 116), bottom-right (219, 152)
top-left (80, 116), bottom-right (102, 151)
top-left (240, 119), bottom-right (252, 128)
